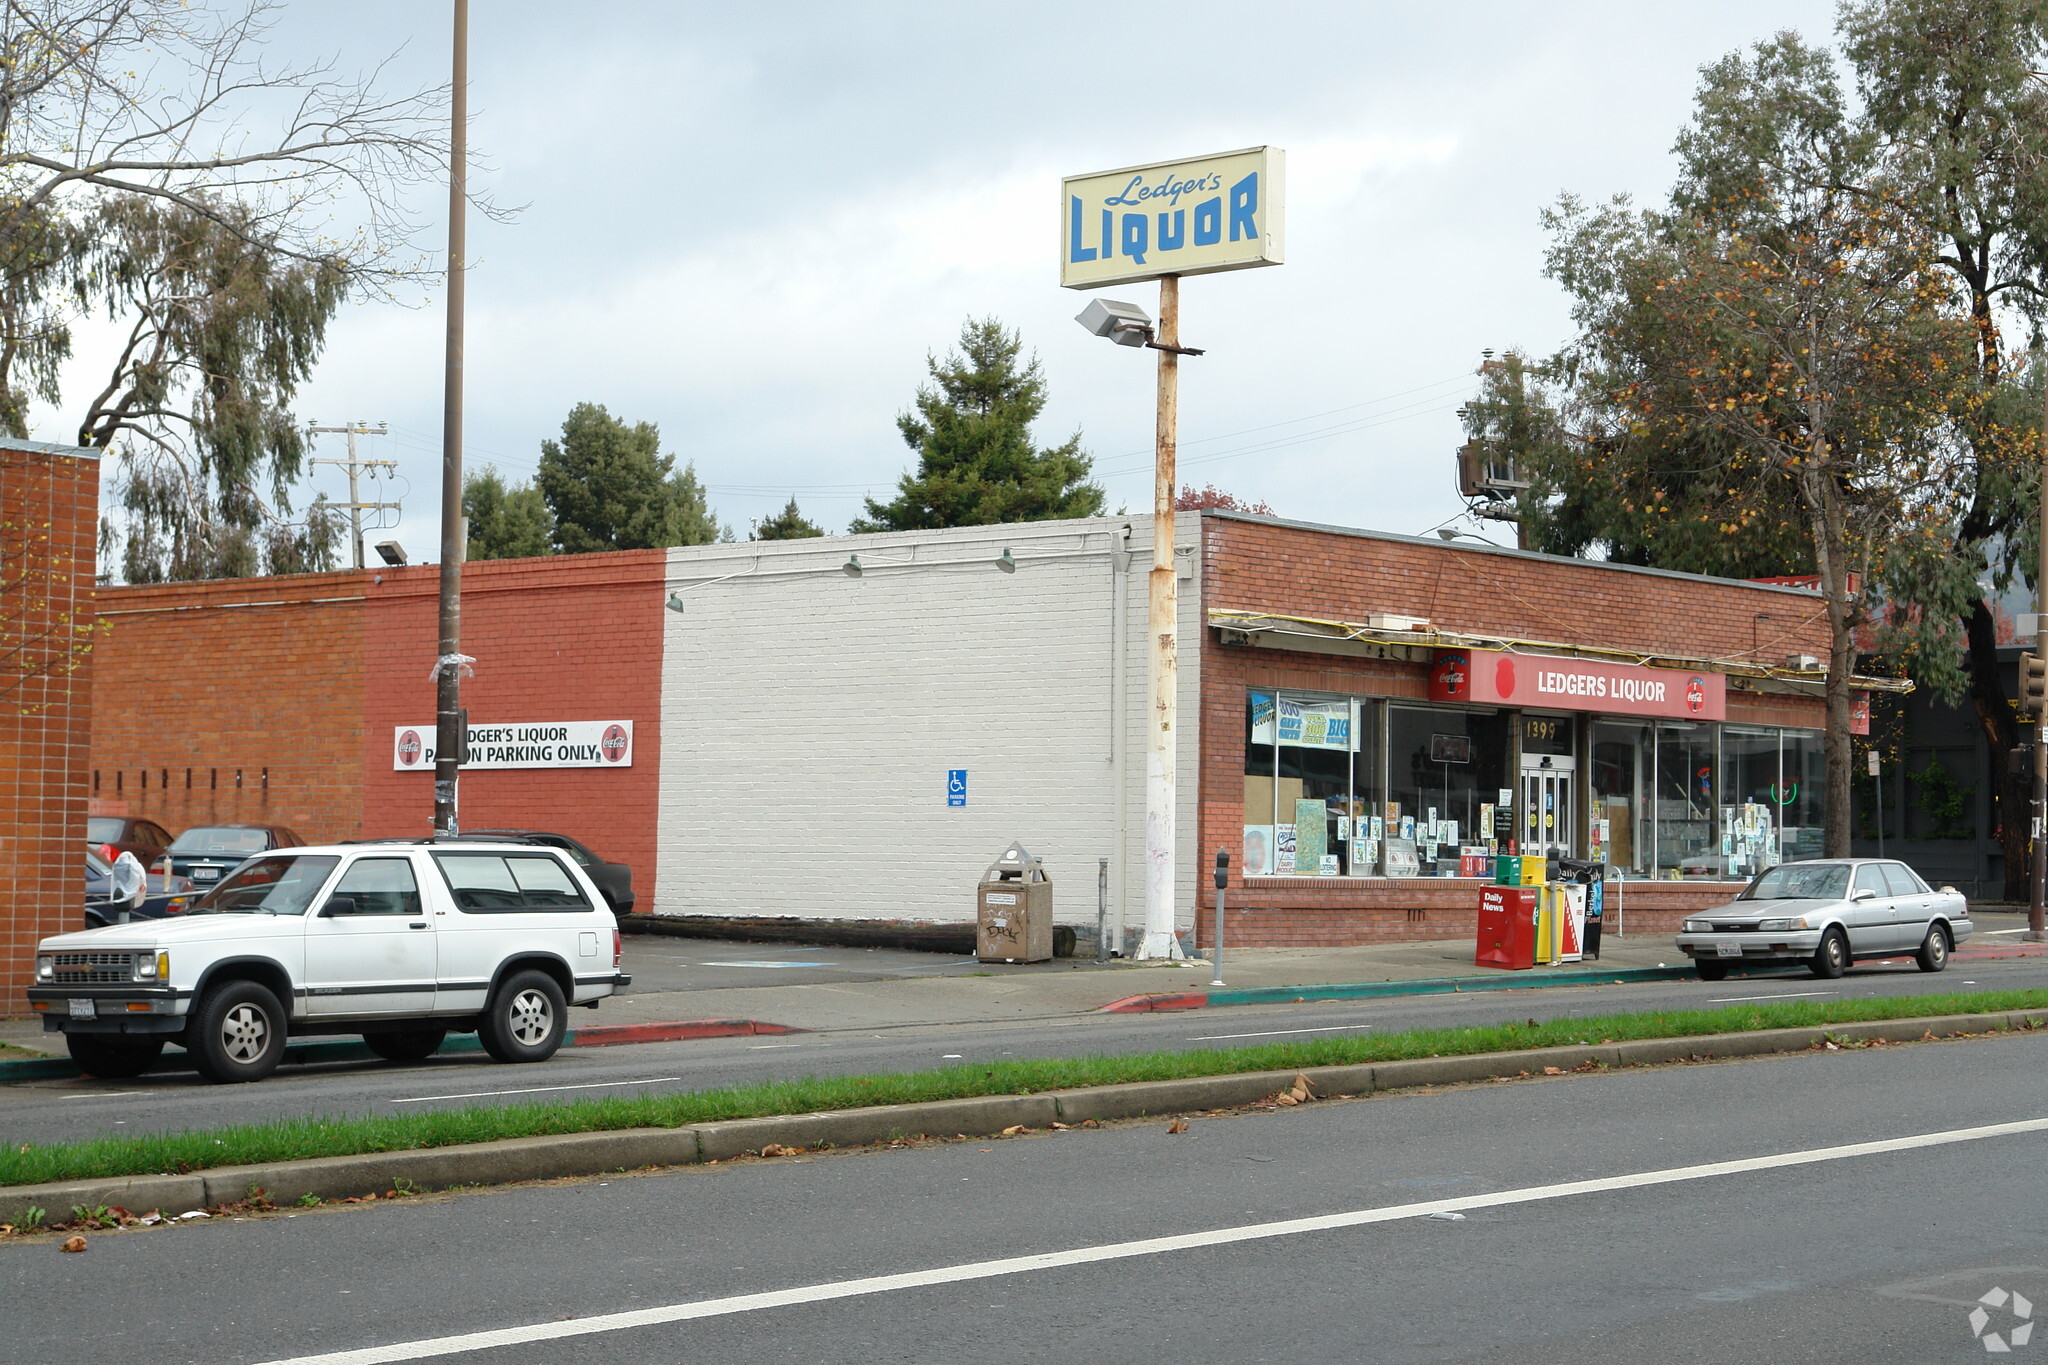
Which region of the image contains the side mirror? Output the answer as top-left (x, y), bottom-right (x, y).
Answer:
top-left (321, 896), bottom-right (359, 917)
top-left (1851, 888), bottom-right (1877, 902)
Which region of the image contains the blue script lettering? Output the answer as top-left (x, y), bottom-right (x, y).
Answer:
top-left (1104, 170), bottom-right (1226, 209)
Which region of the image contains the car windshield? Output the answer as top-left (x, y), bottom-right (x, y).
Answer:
top-left (190, 854), bottom-right (338, 915)
top-left (84, 847), bottom-right (111, 876)
top-left (87, 817), bottom-right (124, 843)
top-left (170, 826), bottom-right (270, 854)
top-left (1742, 863), bottom-right (1850, 901)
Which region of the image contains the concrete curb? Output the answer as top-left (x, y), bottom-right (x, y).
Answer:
top-left (4, 1008), bottom-right (2041, 1225)
top-left (1099, 963), bottom-right (1717, 1012)
top-left (0, 1018), bottom-right (801, 1083)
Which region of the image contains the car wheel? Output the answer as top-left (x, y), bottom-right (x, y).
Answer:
top-left (189, 980), bottom-right (287, 1083)
top-left (479, 970), bottom-right (566, 1063)
top-left (1810, 928), bottom-right (1849, 980)
top-left (1695, 960), bottom-right (1729, 982)
top-left (66, 1033), bottom-right (164, 1079)
top-left (363, 1029), bottom-right (447, 1063)
top-left (1915, 924), bottom-right (1951, 973)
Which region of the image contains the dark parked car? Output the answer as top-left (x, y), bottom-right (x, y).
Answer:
top-left (165, 823), bottom-right (304, 887)
top-left (88, 815), bottom-right (175, 867)
top-left (84, 846), bottom-right (198, 928)
top-left (451, 831), bottom-right (635, 913)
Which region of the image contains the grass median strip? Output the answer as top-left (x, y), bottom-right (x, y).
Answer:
top-left (7, 987), bottom-right (2048, 1189)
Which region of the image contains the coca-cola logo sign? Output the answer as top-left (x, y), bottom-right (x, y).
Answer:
top-left (601, 723), bottom-right (629, 763)
top-left (396, 729), bottom-right (423, 767)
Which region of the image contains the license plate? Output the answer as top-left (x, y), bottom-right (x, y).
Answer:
top-left (68, 998), bottom-right (95, 1018)
top-left (191, 866), bottom-right (218, 880)
top-left (1715, 942), bottom-right (1744, 958)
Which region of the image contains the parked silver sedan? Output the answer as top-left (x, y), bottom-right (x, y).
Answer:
top-left (1675, 858), bottom-right (1972, 981)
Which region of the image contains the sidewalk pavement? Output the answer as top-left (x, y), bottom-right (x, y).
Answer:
top-left (5, 911), bottom-right (2038, 1062)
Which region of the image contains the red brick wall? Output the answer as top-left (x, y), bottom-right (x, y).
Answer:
top-left (1196, 515), bottom-right (1832, 947)
top-left (88, 571), bottom-right (369, 845)
top-left (359, 552), bottom-right (665, 901)
top-left (1, 444), bottom-right (100, 1010)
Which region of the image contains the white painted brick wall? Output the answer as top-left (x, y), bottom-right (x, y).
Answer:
top-left (655, 514), bottom-right (1202, 939)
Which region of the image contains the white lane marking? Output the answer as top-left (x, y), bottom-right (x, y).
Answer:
top-left (1708, 991), bottom-right (1838, 1004)
top-left (250, 1114), bottom-right (2048, 1365)
top-left (747, 1044), bottom-right (798, 1050)
top-left (698, 961), bottom-right (834, 969)
top-left (1189, 1025), bottom-right (1374, 1042)
top-left (59, 1091), bottom-right (144, 1100)
top-left (1983, 928), bottom-right (2031, 936)
top-left (390, 1077), bottom-right (682, 1104)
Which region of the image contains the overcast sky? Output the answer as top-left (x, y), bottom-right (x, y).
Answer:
top-left (54, 0), bottom-right (1849, 560)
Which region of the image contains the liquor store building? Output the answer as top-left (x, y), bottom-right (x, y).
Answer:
top-left (77, 511), bottom-right (1867, 956)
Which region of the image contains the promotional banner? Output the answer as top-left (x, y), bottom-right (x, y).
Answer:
top-left (393, 720), bottom-right (633, 770)
top-left (1277, 695), bottom-right (1354, 750)
top-left (1061, 146), bottom-right (1285, 289)
top-left (1429, 649), bottom-right (1726, 721)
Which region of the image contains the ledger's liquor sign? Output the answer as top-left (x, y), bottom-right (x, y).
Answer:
top-left (1060, 147), bottom-right (1285, 289)
top-left (393, 720), bottom-right (633, 770)
top-left (1429, 650), bottom-right (1725, 721)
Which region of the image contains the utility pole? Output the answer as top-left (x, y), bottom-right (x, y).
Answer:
top-left (432, 0), bottom-right (469, 837)
top-left (307, 422), bottom-right (398, 569)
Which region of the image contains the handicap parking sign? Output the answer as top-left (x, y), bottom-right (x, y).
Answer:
top-left (947, 769), bottom-right (967, 807)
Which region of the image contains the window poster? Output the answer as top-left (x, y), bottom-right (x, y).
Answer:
top-left (1335, 816), bottom-right (1350, 841)
top-left (1277, 697), bottom-right (1354, 750)
top-left (1370, 815), bottom-right (1385, 841)
top-left (1242, 825), bottom-right (1274, 876)
top-left (1353, 837), bottom-right (1379, 871)
top-left (1399, 815), bottom-right (1416, 843)
top-left (1276, 824), bottom-right (1297, 874)
top-left (1320, 854), bottom-right (1340, 876)
top-left (1293, 800), bottom-right (1328, 872)
top-left (1250, 691), bottom-right (1276, 745)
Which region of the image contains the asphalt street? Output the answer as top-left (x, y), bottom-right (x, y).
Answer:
top-left (5, 1023), bottom-right (2046, 1363)
top-left (3, 951), bottom-right (2046, 1147)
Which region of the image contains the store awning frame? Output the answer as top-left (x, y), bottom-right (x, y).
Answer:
top-left (1206, 608), bottom-right (1913, 697)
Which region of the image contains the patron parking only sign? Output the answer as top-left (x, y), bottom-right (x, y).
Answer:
top-left (393, 720), bottom-right (634, 770)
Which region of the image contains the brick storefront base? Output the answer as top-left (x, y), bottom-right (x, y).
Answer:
top-left (1199, 879), bottom-right (1748, 949)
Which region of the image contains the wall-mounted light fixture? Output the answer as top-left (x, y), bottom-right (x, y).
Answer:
top-left (843, 555), bottom-right (863, 577)
top-left (665, 592), bottom-right (687, 613)
top-left (996, 547), bottom-right (1017, 573)
top-left (374, 540), bottom-right (408, 566)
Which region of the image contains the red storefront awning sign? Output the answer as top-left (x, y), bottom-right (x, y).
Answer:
top-left (1430, 648), bottom-right (1726, 721)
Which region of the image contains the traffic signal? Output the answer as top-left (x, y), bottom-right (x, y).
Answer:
top-left (2021, 653), bottom-right (2048, 718)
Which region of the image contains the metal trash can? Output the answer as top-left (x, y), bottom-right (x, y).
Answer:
top-left (977, 841), bottom-right (1053, 963)
top-left (1555, 858), bottom-right (1607, 959)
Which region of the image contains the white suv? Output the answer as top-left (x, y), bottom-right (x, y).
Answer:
top-left (26, 840), bottom-right (632, 1083)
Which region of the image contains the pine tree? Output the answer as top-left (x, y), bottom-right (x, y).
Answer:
top-left (751, 497), bottom-right (825, 540)
top-left (535, 402), bottom-right (721, 553)
top-left (852, 318), bottom-right (1102, 531)
top-left (464, 465), bottom-right (555, 560)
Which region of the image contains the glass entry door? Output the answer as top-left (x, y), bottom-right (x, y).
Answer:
top-left (1521, 760), bottom-right (1575, 860)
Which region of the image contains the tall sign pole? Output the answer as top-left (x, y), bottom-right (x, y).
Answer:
top-left (432, 0), bottom-right (469, 836)
top-left (1144, 273), bottom-right (1181, 959)
top-left (1063, 147), bottom-right (1285, 959)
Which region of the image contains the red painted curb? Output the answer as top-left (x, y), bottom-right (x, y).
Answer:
top-left (569, 1019), bottom-right (806, 1047)
top-left (1099, 992), bottom-right (1211, 1014)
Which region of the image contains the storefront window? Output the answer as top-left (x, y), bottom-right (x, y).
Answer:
top-left (1654, 723), bottom-right (1719, 877)
top-left (1590, 720), bottom-right (1652, 876)
top-left (1242, 692), bottom-right (1278, 874)
top-left (1780, 730), bottom-right (1823, 861)
top-left (1388, 705), bottom-right (1508, 876)
top-left (1722, 727), bottom-right (1782, 879)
